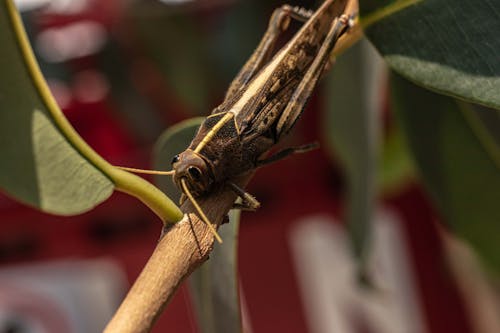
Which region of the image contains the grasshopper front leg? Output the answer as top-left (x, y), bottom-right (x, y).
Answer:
top-left (223, 5), bottom-right (313, 103)
top-left (227, 182), bottom-right (261, 211)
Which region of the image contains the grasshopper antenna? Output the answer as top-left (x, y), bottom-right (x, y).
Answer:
top-left (116, 166), bottom-right (175, 176)
top-left (180, 178), bottom-right (223, 244)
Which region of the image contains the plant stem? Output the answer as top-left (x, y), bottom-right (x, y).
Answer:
top-left (103, 175), bottom-right (249, 333)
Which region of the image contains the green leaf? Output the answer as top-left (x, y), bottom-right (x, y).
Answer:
top-left (0, 0), bottom-right (112, 214)
top-left (324, 38), bottom-right (384, 265)
top-left (391, 73), bottom-right (500, 273)
top-left (0, 0), bottom-right (182, 223)
top-left (361, 0), bottom-right (500, 110)
top-left (153, 118), bottom-right (242, 333)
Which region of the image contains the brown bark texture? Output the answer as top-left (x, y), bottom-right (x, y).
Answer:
top-left (103, 176), bottom-right (247, 333)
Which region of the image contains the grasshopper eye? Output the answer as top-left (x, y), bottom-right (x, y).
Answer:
top-left (188, 166), bottom-right (202, 180)
top-left (171, 154), bottom-right (180, 165)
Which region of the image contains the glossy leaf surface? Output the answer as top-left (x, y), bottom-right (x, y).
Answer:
top-left (392, 73), bottom-right (500, 272)
top-left (362, 0), bottom-right (500, 110)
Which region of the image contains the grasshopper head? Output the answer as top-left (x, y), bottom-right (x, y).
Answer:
top-left (172, 149), bottom-right (213, 197)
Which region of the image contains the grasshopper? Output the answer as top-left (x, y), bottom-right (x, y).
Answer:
top-left (121, 0), bottom-right (357, 242)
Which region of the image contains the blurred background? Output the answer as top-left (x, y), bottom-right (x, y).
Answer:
top-left (0, 0), bottom-right (498, 332)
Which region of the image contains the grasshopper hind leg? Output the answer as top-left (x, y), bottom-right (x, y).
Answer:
top-left (276, 14), bottom-right (352, 139)
top-left (257, 142), bottom-right (319, 168)
top-left (228, 141), bottom-right (319, 210)
top-left (223, 5), bottom-right (314, 102)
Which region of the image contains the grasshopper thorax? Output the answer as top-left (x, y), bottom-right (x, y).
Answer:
top-left (172, 149), bottom-right (214, 197)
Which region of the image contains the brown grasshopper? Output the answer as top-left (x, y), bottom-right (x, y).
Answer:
top-left (121, 0), bottom-right (357, 242)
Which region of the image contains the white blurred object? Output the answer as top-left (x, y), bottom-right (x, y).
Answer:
top-left (443, 234), bottom-right (500, 333)
top-left (14, 0), bottom-right (50, 11)
top-left (44, 0), bottom-right (89, 14)
top-left (290, 211), bottom-right (427, 333)
top-left (15, 0), bottom-right (89, 13)
top-left (0, 259), bottom-right (127, 333)
top-left (36, 21), bottom-right (107, 63)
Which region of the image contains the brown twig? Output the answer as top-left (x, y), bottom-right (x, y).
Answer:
top-left (103, 176), bottom-right (248, 333)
